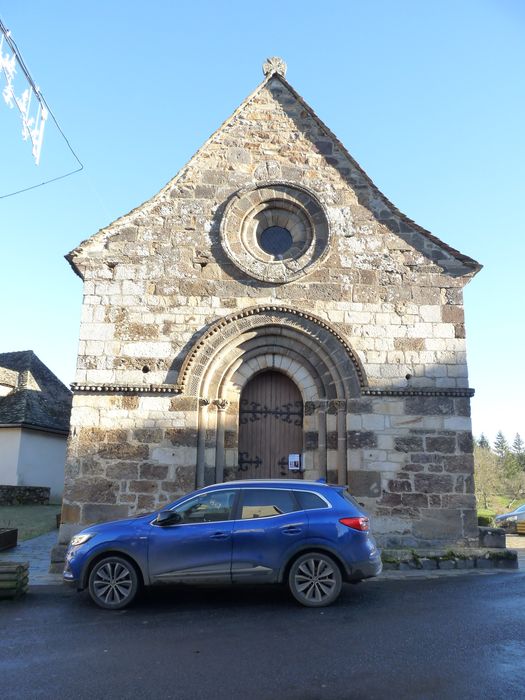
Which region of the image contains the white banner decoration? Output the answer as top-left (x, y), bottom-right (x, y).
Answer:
top-left (0, 29), bottom-right (48, 165)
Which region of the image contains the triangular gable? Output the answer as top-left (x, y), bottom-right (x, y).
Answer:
top-left (66, 61), bottom-right (480, 278)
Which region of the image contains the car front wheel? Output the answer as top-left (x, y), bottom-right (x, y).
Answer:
top-left (88, 556), bottom-right (140, 610)
top-left (288, 552), bottom-right (342, 607)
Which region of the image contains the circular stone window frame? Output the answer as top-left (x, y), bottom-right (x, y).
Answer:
top-left (220, 183), bottom-right (331, 283)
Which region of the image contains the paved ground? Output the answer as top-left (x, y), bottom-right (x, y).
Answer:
top-left (0, 530), bottom-right (62, 584)
top-left (1, 567), bottom-right (525, 699)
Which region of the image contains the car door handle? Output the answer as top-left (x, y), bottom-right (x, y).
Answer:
top-left (210, 532), bottom-right (230, 540)
top-left (281, 526), bottom-right (302, 535)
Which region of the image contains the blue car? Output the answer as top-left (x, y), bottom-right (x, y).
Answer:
top-left (64, 479), bottom-right (382, 609)
top-left (495, 504), bottom-right (525, 533)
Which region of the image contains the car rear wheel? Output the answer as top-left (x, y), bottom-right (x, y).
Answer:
top-left (288, 552), bottom-right (342, 607)
top-left (88, 556), bottom-right (140, 610)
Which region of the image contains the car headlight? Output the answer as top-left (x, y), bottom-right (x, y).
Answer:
top-left (508, 516), bottom-right (517, 522)
top-left (70, 533), bottom-right (94, 547)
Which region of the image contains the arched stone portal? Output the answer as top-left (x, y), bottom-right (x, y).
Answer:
top-left (179, 306), bottom-right (366, 487)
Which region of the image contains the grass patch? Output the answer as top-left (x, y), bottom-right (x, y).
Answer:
top-left (0, 504), bottom-right (61, 541)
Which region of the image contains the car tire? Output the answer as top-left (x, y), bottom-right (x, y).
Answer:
top-left (88, 555), bottom-right (140, 610)
top-left (288, 552), bottom-right (342, 607)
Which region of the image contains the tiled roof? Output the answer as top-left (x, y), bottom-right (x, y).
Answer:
top-left (0, 351), bottom-right (72, 434)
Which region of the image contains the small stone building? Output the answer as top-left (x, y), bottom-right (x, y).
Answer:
top-left (60, 58), bottom-right (481, 550)
top-left (0, 351), bottom-right (72, 502)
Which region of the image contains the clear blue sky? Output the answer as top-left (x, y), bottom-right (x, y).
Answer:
top-left (1, 1), bottom-right (523, 445)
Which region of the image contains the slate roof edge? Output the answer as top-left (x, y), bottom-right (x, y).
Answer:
top-left (272, 73), bottom-right (481, 273)
top-left (0, 422), bottom-right (69, 436)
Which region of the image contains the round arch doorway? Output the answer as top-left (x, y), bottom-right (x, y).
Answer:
top-left (237, 370), bottom-right (304, 480)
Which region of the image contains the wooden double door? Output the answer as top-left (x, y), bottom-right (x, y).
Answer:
top-left (237, 370), bottom-right (303, 479)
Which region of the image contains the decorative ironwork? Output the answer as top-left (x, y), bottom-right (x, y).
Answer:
top-left (237, 452), bottom-right (262, 472)
top-left (239, 399), bottom-right (303, 426)
top-left (278, 456), bottom-right (288, 476)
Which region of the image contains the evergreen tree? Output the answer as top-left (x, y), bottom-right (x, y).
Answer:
top-left (511, 433), bottom-right (525, 471)
top-left (477, 433), bottom-right (490, 449)
top-left (494, 431), bottom-right (509, 458)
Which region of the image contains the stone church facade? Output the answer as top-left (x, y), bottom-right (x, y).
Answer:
top-left (59, 58), bottom-right (481, 551)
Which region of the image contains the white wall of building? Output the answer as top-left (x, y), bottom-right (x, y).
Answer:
top-left (17, 429), bottom-right (67, 502)
top-left (0, 428), bottom-right (22, 484)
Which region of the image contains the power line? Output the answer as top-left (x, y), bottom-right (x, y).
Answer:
top-left (0, 17), bottom-right (84, 199)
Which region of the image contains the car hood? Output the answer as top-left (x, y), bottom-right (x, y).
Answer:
top-left (77, 512), bottom-right (156, 536)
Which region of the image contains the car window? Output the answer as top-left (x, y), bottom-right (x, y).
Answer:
top-left (340, 489), bottom-right (360, 507)
top-left (173, 490), bottom-right (236, 523)
top-left (294, 490), bottom-right (329, 510)
top-left (240, 489), bottom-right (298, 519)
top-left (516, 505), bottom-right (525, 513)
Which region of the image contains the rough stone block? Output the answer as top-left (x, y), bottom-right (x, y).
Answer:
top-left (444, 455), bottom-right (474, 472)
top-left (419, 557), bottom-right (437, 570)
top-left (348, 470), bottom-right (381, 497)
top-left (68, 479), bottom-right (118, 504)
top-left (326, 431), bottom-right (338, 449)
top-left (426, 436), bottom-right (456, 453)
top-left (82, 504), bottom-right (129, 523)
top-left (347, 431), bottom-right (377, 449)
top-left (304, 431), bottom-right (319, 450)
top-left (442, 494), bottom-right (476, 509)
top-left (453, 398), bottom-right (471, 417)
top-left (414, 474), bottom-right (453, 494)
top-left (379, 492), bottom-right (402, 506)
top-left (60, 504), bottom-right (80, 524)
top-left (478, 527), bottom-right (506, 549)
top-left (457, 431), bottom-right (474, 453)
top-left (394, 436), bottom-right (424, 452)
top-left (401, 493), bottom-right (428, 507)
top-left (137, 495), bottom-right (157, 511)
top-left (412, 509), bottom-right (461, 539)
top-left (133, 428), bottom-right (163, 444)
top-left (438, 559), bottom-right (456, 570)
top-left (129, 480), bottom-right (159, 494)
top-left (475, 557), bottom-right (494, 569)
top-left (106, 462), bottom-right (140, 479)
top-left (405, 397), bottom-right (455, 416)
top-left (165, 428), bottom-right (198, 447)
top-left (140, 464), bottom-right (169, 480)
top-left (98, 444), bottom-right (149, 460)
top-left (388, 479), bottom-right (412, 493)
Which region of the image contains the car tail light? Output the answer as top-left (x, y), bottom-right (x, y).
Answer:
top-left (339, 516), bottom-right (370, 531)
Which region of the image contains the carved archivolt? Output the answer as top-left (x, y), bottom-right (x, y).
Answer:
top-left (178, 305), bottom-right (366, 399)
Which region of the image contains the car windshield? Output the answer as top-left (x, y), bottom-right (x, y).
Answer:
top-left (515, 505), bottom-right (525, 513)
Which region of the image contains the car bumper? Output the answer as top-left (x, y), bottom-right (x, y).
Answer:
top-left (347, 553), bottom-right (383, 581)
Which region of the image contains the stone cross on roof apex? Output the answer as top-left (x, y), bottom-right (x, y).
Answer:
top-left (262, 56), bottom-right (287, 78)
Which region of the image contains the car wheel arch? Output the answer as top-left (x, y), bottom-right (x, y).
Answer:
top-left (81, 549), bottom-right (146, 590)
top-left (279, 546), bottom-right (349, 584)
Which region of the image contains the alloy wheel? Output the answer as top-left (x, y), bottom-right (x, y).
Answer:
top-left (289, 553), bottom-right (342, 607)
top-left (88, 556), bottom-right (139, 610)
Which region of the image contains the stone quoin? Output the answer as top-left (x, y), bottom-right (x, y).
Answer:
top-left (57, 57), bottom-right (481, 557)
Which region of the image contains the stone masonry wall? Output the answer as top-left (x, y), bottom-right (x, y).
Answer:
top-left (60, 70), bottom-right (479, 549)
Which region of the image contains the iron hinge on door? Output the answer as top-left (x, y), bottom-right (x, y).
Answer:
top-left (238, 452), bottom-right (262, 472)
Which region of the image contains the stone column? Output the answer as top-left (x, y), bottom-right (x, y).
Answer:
top-left (213, 399), bottom-right (229, 483)
top-left (316, 401), bottom-right (327, 479)
top-left (334, 400), bottom-right (348, 486)
top-left (196, 398), bottom-right (210, 488)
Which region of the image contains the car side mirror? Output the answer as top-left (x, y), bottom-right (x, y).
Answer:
top-left (155, 510), bottom-right (182, 527)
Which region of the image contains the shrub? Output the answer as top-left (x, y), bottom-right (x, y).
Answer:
top-left (477, 514), bottom-right (494, 526)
